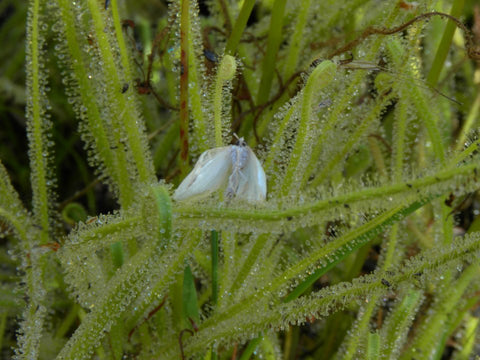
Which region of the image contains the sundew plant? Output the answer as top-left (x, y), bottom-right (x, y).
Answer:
top-left (2, 0), bottom-right (480, 359)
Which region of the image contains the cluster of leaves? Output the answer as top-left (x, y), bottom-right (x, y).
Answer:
top-left (1, 0), bottom-right (480, 359)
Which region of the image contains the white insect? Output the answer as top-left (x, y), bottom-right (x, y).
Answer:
top-left (173, 137), bottom-right (266, 203)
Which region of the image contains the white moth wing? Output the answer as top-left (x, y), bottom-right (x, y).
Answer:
top-left (224, 145), bottom-right (248, 199)
top-left (173, 147), bottom-right (232, 201)
top-left (234, 146), bottom-right (266, 202)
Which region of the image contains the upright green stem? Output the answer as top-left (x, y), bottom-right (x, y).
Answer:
top-left (56, 0), bottom-right (132, 204)
top-left (263, 104), bottom-right (295, 188)
top-left (88, 0), bottom-right (155, 196)
top-left (386, 36), bottom-right (453, 243)
top-left (256, 0), bottom-right (287, 106)
top-left (19, 2), bottom-right (50, 356)
top-left (455, 90), bottom-right (480, 152)
top-left (187, 17), bottom-right (208, 153)
top-left (179, 0), bottom-right (190, 176)
top-left (303, 5), bottom-right (400, 186)
top-left (211, 230), bottom-right (219, 306)
top-left (210, 230), bottom-right (219, 359)
top-left (229, 234), bottom-right (270, 296)
top-left (110, 0), bottom-right (134, 81)
top-left (339, 299), bottom-right (377, 360)
top-left (218, 232), bottom-right (235, 310)
top-left (224, 0), bottom-right (256, 56)
top-left (366, 332), bottom-right (380, 360)
top-left (238, 336), bottom-right (262, 360)
top-left (26, 0), bottom-right (50, 244)
top-left (380, 289), bottom-right (423, 359)
top-left (367, 136), bottom-right (387, 178)
top-left (281, 61), bottom-right (337, 195)
top-left (426, 0), bottom-right (465, 87)
top-left (311, 92), bottom-right (395, 187)
top-left (282, 0), bottom-right (311, 80)
top-left (456, 314), bottom-right (479, 359)
top-left (392, 97), bottom-right (408, 180)
top-left (213, 55), bottom-right (236, 147)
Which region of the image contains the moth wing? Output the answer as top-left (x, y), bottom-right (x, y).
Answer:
top-left (235, 147), bottom-right (266, 202)
top-left (173, 147), bottom-right (232, 201)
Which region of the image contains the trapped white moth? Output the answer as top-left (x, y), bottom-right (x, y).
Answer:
top-left (173, 137), bottom-right (266, 203)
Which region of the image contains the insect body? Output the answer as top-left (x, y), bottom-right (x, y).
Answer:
top-left (173, 138), bottom-right (266, 203)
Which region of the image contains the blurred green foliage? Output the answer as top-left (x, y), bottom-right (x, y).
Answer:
top-left (1, 0), bottom-right (480, 359)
